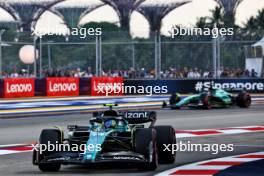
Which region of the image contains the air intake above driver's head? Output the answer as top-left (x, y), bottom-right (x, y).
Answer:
top-left (103, 110), bottom-right (119, 117)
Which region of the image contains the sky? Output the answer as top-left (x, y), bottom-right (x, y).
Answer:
top-left (0, 0), bottom-right (263, 38)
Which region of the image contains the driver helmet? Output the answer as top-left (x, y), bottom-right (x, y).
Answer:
top-left (104, 119), bottom-right (117, 129)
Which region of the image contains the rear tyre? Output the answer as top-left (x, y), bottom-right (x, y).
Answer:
top-left (134, 128), bottom-right (158, 171)
top-left (154, 126), bottom-right (176, 164)
top-left (162, 101), bottom-right (167, 108)
top-left (38, 129), bottom-right (62, 172)
top-left (169, 93), bottom-right (181, 105)
top-left (201, 94), bottom-right (211, 110)
top-left (236, 92), bottom-right (251, 108)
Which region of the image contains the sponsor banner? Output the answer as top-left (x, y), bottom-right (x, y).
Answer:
top-left (124, 79), bottom-right (264, 94)
top-left (46, 77), bottom-right (79, 96)
top-left (91, 77), bottom-right (124, 96)
top-left (3, 78), bottom-right (35, 98)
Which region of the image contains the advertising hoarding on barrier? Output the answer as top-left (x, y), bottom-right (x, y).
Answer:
top-left (91, 77), bottom-right (124, 96)
top-left (46, 77), bottom-right (79, 96)
top-left (1, 78), bottom-right (264, 98)
top-left (3, 78), bottom-right (35, 98)
top-left (124, 79), bottom-right (264, 94)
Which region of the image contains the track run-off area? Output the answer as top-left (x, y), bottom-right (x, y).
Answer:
top-left (0, 100), bottom-right (263, 176)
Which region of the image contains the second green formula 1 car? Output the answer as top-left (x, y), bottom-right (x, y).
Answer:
top-left (163, 87), bottom-right (251, 109)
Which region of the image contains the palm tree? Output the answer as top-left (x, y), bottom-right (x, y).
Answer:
top-left (196, 17), bottom-right (208, 28)
top-left (243, 9), bottom-right (264, 39)
top-left (208, 6), bottom-right (224, 27)
top-left (255, 9), bottom-right (264, 29)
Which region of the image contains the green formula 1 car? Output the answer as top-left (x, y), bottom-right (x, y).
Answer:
top-left (162, 87), bottom-right (251, 109)
top-left (33, 104), bottom-right (176, 172)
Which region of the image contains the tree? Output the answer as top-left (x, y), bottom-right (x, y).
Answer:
top-left (243, 9), bottom-right (264, 39)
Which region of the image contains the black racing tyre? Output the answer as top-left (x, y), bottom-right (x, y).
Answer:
top-left (38, 129), bottom-right (62, 172)
top-left (236, 92), bottom-right (251, 108)
top-left (201, 94), bottom-right (211, 110)
top-left (38, 163), bottom-right (61, 172)
top-left (162, 101), bottom-right (167, 108)
top-left (169, 93), bottom-right (181, 105)
top-left (154, 126), bottom-right (176, 164)
top-left (134, 128), bottom-right (158, 171)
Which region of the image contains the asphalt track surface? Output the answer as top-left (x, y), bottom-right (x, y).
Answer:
top-left (0, 105), bottom-right (263, 176)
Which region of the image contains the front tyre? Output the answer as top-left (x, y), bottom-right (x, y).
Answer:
top-left (38, 129), bottom-right (62, 172)
top-left (154, 126), bottom-right (176, 164)
top-left (134, 128), bottom-right (158, 171)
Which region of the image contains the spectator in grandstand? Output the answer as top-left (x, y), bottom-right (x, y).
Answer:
top-left (187, 68), bottom-right (201, 78)
top-left (45, 68), bottom-right (54, 77)
top-left (139, 68), bottom-right (147, 78)
top-left (193, 68), bottom-right (201, 78)
top-left (74, 68), bottom-right (82, 77)
top-left (83, 67), bottom-right (93, 77)
top-left (10, 68), bottom-right (19, 78)
top-left (182, 67), bottom-right (189, 78)
top-left (4, 67), bottom-right (261, 79)
top-left (251, 69), bottom-right (258, 77)
top-left (128, 67), bottom-right (136, 78)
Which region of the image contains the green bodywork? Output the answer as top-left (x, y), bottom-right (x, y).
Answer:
top-left (174, 88), bottom-right (234, 108)
top-left (82, 118), bottom-right (131, 161)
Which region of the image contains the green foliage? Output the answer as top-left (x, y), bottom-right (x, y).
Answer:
top-left (81, 22), bottom-right (119, 32)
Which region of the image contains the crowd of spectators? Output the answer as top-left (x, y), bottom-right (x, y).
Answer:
top-left (2, 66), bottom-right (260, 79)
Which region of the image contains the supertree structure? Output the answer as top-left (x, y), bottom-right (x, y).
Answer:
top-left (214, 0), bottom-right (244, 26)
top-left (53, 0), bottom-right (104, 28)
top-left (101, 0), bottom-right (145, 31)
top-left (0, 21), bottom-right (19, 30)
top-left (0, 0), bottom-right (64, 31)
top-left (137, 0), bottom-right (191, 33)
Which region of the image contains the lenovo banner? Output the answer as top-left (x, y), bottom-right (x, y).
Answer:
top-left (3, 78), bottom-right (35, 98)
top-left (91, 77), bottom-right (124, 96)
top-left (46, 77), bottom-right (79, 96)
